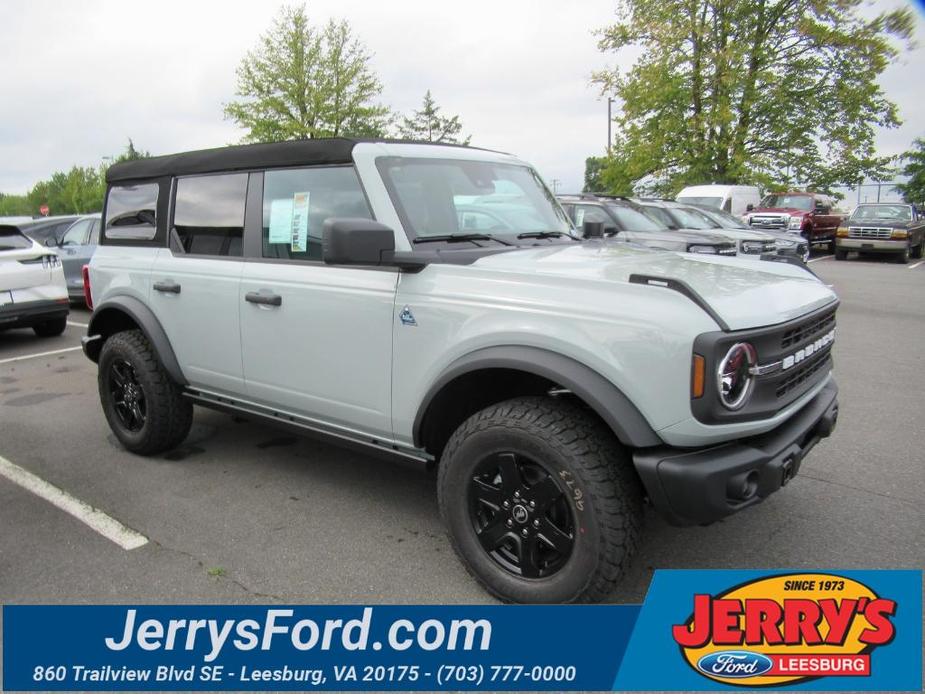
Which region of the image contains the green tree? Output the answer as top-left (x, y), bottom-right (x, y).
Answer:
top-left (583, 157), bottom-right (607, 193)
top-left (896, 138), bottom-right (925, 205)
top-left (593, 0), bottom-right (914, 195)
top-left (398, 90), bottom-right (471, 144)
top-left (224, 4), bottom-right (389, 141)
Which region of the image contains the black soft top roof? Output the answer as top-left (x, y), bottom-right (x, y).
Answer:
top-left (106, 137), bottom-right (483, 184)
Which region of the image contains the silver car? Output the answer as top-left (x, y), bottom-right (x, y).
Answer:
top-left (57, 214), bottom-right (101, 303)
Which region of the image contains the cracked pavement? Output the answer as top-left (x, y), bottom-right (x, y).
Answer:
top-left (0, 254), bottom-right (922, 612)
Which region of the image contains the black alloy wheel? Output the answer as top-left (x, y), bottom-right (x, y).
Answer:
top-left (108, 358), bottom-right (146, 432)
top-left (468, 451), bottom-right (574, 578)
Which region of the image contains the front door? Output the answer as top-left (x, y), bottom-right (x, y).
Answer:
top-left (239, 166), bottom-right (397, 440)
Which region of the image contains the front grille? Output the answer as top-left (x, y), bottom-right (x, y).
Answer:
top-left (781, 308), bottom-right (836, 349)
top-left (750, 215), bottom-right (788, 229)
top-left (740, 240), bottom-right (775, 254)
top-left (776, 352), bottom-right (831, 398)
top-left (848, 226), bottom-right (892, 239)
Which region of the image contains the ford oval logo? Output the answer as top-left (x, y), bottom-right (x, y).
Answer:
top-left (696, 650), bottom-right (774, 678)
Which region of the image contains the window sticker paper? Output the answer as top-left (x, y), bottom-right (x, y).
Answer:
top-left (268, 199), bottom-right (293, 244)
top-left (291, 192), bottom-right (310, 252)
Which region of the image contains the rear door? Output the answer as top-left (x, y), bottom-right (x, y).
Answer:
top-left (58, 218), bottom-right (96, 296)
top-left (148, 173), bottom-right (248, 395)
top-left (239, 166), bottom-right (397, 440)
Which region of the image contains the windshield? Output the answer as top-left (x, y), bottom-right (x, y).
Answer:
top-left (676, 196), bottom-right (723, 209)
top-left (606, 203), bottom-right (665, 231)
top-left (699, 207), bottom-right (749, 229)
top-left (849, 205), bottom-right (912, 222)
top-left (642, 205), bottom-right (716, 230)
top-left (0, 227), bottom-right (33, 251)
top-left (761, 194), bottom-right (812, 211)
top-left (377, 157), bottom-right (573, 241)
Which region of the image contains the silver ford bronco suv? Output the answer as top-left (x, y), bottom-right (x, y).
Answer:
top-left (83, 139), bottom-right (839, 603)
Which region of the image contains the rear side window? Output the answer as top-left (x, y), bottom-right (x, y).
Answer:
top-left (105, 184), bottom-right (159, 240)
top-left (172, 173), bottom-right (248, 257)
top-left (262, 166), bottom-right (372, 262)
top-left (0, 227), bottom-right (33, 251)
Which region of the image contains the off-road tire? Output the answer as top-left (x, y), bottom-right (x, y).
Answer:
top-left (98, 329), bottom-right (193, 455)
top-left (32, 316), bottom-right (66, 337)
top-left (438, 396), bottom-right (642, 603)
top-left (834, 248), bottom-right (848, 261)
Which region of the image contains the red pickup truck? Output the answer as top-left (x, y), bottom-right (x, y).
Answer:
top-left (746, 192), bottom-right (843, 252)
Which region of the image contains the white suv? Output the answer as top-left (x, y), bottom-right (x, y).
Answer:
top-left (0, 223), bottom-right (69, 337)
top-left (82, 139), bottom-right (840, 603)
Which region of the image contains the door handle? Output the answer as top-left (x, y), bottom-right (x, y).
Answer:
top-left (245, 291), bottom-right (282, 307)
top-left (153, 280), bottom-right (181, 294)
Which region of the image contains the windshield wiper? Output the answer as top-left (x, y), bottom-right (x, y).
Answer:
top-left (413, 233), bottom-right (513, 246)
top-left (516, 231), bottom-right (579, 241)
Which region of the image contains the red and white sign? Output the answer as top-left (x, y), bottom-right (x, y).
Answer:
top-left (39, 204), bottom-right (49, 216)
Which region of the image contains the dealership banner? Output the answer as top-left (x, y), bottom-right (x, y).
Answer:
top-left (3, 570), bottom-right (920, 691)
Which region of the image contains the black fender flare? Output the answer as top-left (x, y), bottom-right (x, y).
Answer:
top-left (412, 345), bottom-right (662, 449)
top-left (86, 295), bottom-right (187, 385)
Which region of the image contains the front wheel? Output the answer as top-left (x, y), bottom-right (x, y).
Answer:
top-left (438, 396), bottom-right (642, 603)
top-left (835, 248), bottom-right (848, 261)
top-left (896, 244), bottom-right (911, 264)
top-left (98, 330), bottom-right (193, 455)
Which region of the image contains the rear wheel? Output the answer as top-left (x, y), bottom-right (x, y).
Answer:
top-left (98, 330), bottom-right (192, 455)
top-left (438, 396), bottom-right (641, 603)
top-left (32, 316), bottom-right (66, 337)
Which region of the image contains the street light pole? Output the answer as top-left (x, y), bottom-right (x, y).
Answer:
top-left (607, 98), bottom-right (614, 156)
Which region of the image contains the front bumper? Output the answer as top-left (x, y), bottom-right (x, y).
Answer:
top-left (837, 238), bottom-right (905, 252)
top-left (633, 378), bottom-right (838, 526)
top-left (0, 298), bottom-right (69, 330)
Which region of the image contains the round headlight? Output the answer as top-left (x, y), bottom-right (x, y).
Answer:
top-left (717, 342), bottom-right (757, 410)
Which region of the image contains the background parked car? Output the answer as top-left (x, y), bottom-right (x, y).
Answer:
top-left (675, 184), bottom-right (761, 216)
top-left (691, 204), bottom-right (810, 263)
top-left (633, 198), bottom-right (775, 257)
top-left (746, 192), bottom-right (841, 252)
top-left (835, 202), bottom-right (925, 263)
top-left (56, 214), bottom-right (101, 302)
top-left (557, 194), bottom-right (738, 256)
top-left (0, 223), bottom-right (69, 337)
top-left (18, 215), bottom-right (80, 247)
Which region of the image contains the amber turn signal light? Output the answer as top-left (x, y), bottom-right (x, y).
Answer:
top-left (691, 354), bottom-right (705, 399)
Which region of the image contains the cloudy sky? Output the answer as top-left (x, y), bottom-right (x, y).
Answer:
top-left (1, 0), bottom-right (923, 195)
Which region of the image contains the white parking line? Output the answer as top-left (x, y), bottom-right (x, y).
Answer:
top-left (0, 455), bottom-right (148, 550)
top-left (0, 346), bottom-right (82, 365)
top-left (67, 320), bottom-right (88, 328)
top-left (908, 260), bottom-right (924, 270)
top-left (808, 255), bottom-right (834, 264)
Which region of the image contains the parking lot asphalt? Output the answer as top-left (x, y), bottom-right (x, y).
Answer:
top-left (1, 254), bottom-right (923, 612)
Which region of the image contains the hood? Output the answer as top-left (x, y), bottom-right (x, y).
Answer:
top-left (472, 243), bottom-right (836, 331)
top-left (847, 218), bottom-right (909, 228)
top-left (702, 225), bottom-right (774, 241)
top-left (617, 228), bottom-right (734, 250)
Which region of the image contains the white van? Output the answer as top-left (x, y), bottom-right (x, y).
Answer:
top-left (676, 184), bottom-right (761, 217)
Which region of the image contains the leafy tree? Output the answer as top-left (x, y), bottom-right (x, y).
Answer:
top-left (583, 157), bottom-right (608, 193)
top-left (896, 138), bottom-right (925, 205)
top-left (398, 91), bottom-right (471, 144)
top-left (224, 4), bottom-right (389, 141)
top-left (592, 0), bottom-right (914, 195)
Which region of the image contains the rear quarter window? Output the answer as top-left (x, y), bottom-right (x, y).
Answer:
top-left (105, 183), bottom-right (159, 240)
top-left (0, 226), bottom-right (33, 251)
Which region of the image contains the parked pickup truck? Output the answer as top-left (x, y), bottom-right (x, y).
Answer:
top-left (746, 192), bottom-right (842, 252)
top-left (82, 139), bottom-right (840, 603)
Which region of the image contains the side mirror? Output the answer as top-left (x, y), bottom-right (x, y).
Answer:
top-left (44, 238), bottom-right (57, 247)
top-left (603, 225), bottom-right (618, 237)
top-left (583, 221), bottom-right (604, 239)
top-left (322, 218), bottom-right (426, 270)
top-left (746, 203), bottom-right (754, 212)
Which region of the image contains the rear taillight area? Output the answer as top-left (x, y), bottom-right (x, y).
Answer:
top-left (82, 264), bottom-right (93, 309)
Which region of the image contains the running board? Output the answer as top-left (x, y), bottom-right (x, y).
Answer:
top-left (184, 388), bottom-right (433, 465)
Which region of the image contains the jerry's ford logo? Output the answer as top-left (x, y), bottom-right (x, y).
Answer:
top-left (672, 572), bottom-right (897, 687)
top-left (696, 651), bottom-right (773, 678)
